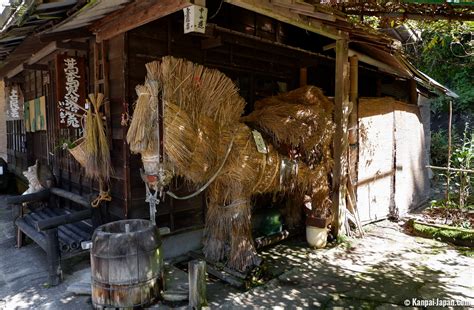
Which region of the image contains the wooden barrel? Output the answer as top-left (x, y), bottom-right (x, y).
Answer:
top-left (91, 219), bottom-right (163, 309)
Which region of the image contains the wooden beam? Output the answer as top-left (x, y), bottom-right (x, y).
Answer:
top-left (23, 64), bottom-right (49, 71)
top-left (290, 8), bottom-right (336, 22)
top-left (323, 44), bottom-right (410, 78)
top-left (39, 28), bottom-right (92, 43)
top-left (93, 0), bottom-right (192, 42)
top-left (332, 38), bottom-right (350, 238)
top-left (56, 41), bottom-right (89, 51)
top-left (6, 64), bottom-right (24, 79)
top-left (225, 0), bottom-right (344, 40)
top-left (323, 42), bottom-right (336, 51)
top-left (348, 49), bottom-right (410, 78)
top-left (340, 11), bottom-right (474, 22)
top-left (28, 42), bottom-right (57, 65)
top-left (5, 40), bottom-right (91, 78)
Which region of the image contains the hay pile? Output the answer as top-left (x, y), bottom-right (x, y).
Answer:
top-left (127, 56), bottom-right (334, 272)
top-left (243, 86), bottom-right (335, 223)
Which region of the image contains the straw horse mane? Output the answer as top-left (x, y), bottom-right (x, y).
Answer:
top-left (127, 57), bottom-right (334, 272)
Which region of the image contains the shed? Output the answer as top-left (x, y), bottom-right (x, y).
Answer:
top-left (0, 0), bottom-right (456, 260)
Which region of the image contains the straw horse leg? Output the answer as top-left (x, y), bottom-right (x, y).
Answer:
top-left (227, 197), bottom-right (259, 272)
top-left (202, 189), bottom-right (227, 263)
top-left (203, 186), bottom-right (258, 272)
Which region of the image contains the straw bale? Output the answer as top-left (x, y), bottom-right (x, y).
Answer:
top-left (242, 86), bottom-right (334, 156)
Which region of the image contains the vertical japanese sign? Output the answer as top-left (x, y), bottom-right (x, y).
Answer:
top-left (5, 85), bottom-right (24, 120)
top-left (183, 5), bottom-right (208, 34)
top-left (55, 54), bottom-right (86, 128)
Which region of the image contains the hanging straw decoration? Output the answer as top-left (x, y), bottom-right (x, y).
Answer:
top-left (126, 85), bottom-right (153, 153)
top-left (84, 93), bottom-right (112, 183)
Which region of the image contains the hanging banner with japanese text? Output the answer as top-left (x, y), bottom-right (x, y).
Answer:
top-left (55, 54), bottom-right (86, 128)
top-left (5, 84), bottom-right (24, 120)
top-left (183, 5), bottom-right (208, 34)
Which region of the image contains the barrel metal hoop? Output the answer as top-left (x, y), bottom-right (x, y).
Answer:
top-left (91, 246), bottom-right (160, 259)
top-left (92, 275), bottom-right (161, 287)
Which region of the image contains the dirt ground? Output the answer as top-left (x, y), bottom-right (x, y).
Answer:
top-left (0, 195), bottom-right (472, 309)
top-left (213, 221), bottom-right (473, 309)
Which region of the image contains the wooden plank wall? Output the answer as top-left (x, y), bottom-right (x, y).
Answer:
top-left (105, 34), bottom-right (130, 219)
top-left (6, 69), bottom-right (49, 179)
top-left (6, 120), bottom-right (27, 178)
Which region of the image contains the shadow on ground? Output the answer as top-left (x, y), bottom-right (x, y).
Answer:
top-left (1, 194), bottom-right (472, 309)
top-left (214, 221), bottom-right (473, 309)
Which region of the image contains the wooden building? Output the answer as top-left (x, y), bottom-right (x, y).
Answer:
top-left (0, 0), bottom-right (456, 252)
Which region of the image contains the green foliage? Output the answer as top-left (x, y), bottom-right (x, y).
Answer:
top-left (405, 21), bottom-right (474, 117)
top-left (431, 123), bottom-right (473, 209)
top-left (452, 124), bottom-right (474, 208)
top-left (431, 130), bottom-right (449, 166)
top-left (412, 221), bottom-right (474, 242)
top-left (457, 247), bottom-right (474, 257)
top-left (430, 127), bottom-right (462, 166)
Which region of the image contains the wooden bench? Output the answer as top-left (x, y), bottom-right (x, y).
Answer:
top-left (7, 187), bottom-right (94, 286)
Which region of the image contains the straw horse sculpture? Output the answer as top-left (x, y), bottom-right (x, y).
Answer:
top-left (127, 57), bottom-right (334, 272)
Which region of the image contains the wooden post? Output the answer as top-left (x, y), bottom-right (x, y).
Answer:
top-left (348, 56), bottom-right (358, 145)
top-left (348, 55), bottom-right (359, 220)
top-left (446, 100), bottom-right (452, 201)
top-left (189, 260), bottom-right (207, 309)
top-left (332, 38), bottom-right (350, 237)
top-left (348, 57), bottom-right (358, 176)
top-left (299, 67), bottom-right (307, 87)
top-left (13, 204), bottom-right (25, 248)
top-left (45, 228), bottom-right (61, 286)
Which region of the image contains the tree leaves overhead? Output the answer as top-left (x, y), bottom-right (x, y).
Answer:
top-left (405, 21), bottom-right (474, 119)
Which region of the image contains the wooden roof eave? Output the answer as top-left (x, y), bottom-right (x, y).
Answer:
top-left (90, 0), bottom-right (193, 43)
top-left (224, 0), bottom-right (347, 40)
top-left (398, 55), bottom-right (459, 99)
top-left (2, 39), bottom-right (89, 79)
